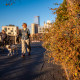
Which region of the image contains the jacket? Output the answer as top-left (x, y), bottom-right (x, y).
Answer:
top-left (20, 28), bottom-right (30, 40)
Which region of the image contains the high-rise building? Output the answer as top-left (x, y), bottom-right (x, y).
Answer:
top-left (31, 16), bottom-right (52, 35)
top-left (34, 16), bottom-right (40, 25)
top-left (31, 16), bottom-right (40, 35)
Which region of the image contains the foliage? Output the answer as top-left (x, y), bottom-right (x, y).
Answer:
top-left (31, 33), bottom-right (43, 41)
top-left (42, 0), bottom-right (80, 80)
top-left (5, 0), bottom-right (16, 6)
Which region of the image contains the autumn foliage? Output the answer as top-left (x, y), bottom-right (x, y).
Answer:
top-left (42, 0), bottom-right (80, 80)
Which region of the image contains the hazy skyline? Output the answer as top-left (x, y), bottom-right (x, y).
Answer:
top-left (0, 0), bottom-right (63, 31)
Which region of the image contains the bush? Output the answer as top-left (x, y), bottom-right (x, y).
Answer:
top-left (42, 0), bottom-right (80, 80)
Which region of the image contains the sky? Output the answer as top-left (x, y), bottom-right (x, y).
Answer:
top-left (0, 0), bottom-right (63, 32)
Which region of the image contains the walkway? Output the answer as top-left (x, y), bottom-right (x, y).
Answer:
top-left (0, 42), bottom-right (66, 80)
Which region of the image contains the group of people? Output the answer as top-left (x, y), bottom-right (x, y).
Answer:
top-left (0, 23), bottom-right (31, 57)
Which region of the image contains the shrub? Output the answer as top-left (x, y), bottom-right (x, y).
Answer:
top-left (42, 0), bottom-right (80, 80)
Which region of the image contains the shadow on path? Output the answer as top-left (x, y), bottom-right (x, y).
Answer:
top-left (0, 43), bottom-right (67, 80)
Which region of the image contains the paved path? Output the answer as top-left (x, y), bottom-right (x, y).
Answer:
top-left (0, 42), bottom-right (66, 80)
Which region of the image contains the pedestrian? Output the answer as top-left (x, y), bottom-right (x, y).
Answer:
top-left (20, 23), bottom-right (31, 57)
top-left (0, 30), bottom-right (7, 46)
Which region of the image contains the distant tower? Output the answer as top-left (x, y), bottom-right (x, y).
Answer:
top-left (34, 16), bottom-right (40, 25)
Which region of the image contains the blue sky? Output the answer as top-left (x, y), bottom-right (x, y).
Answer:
top-left (0, 0), bottom-right (63, 31)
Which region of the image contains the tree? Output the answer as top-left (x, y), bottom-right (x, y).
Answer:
top-left (5, 0), bottom-right (16, 6)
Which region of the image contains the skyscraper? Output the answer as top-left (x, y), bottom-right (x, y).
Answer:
top-left (34, 16), bottom-right (40, 25)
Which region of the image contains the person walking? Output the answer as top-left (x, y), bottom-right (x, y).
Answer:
top-left (0, 30), bottom-right (7, 46)
top-left (20, 23), bottom-right (31, 57)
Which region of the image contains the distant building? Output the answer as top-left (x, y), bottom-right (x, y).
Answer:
top-left (31, 20), bottom-right (52, 35)
top-left (2, 25), bottom-right (19, 36)
top-left (31, 16), bottom-right (40, 36)
top-left (31, 23), bottom-right (38, 35)
top-left (34, 16), bottom-right (40, 25)
top-left (31, 19), bottom-right (52, 41)
top-left (2, 25), bottom-right (19, 44)
top-left (38, 20), bottom-right (52, 33)
top-left (38, 26), bottom-right (45, 33)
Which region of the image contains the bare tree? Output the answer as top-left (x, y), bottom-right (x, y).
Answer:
top-left (6, 0), bottom-right (16, 6)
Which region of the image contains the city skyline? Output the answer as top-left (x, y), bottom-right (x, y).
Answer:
top-left (0, 0), bottom-right (63, 31)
